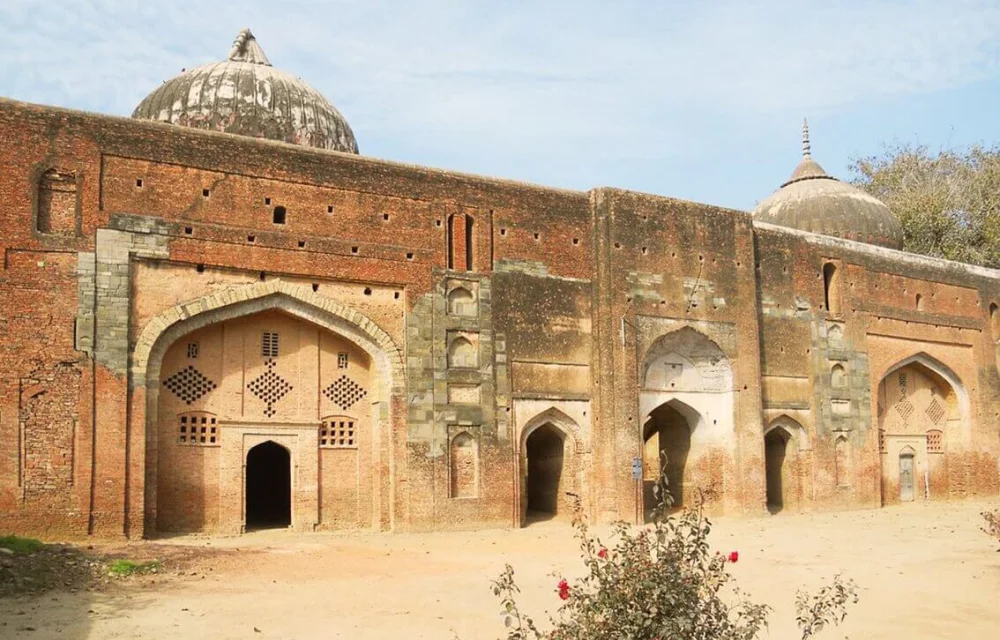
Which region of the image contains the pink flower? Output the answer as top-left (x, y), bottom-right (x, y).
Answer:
top-left (598, 548), bottom-right (608, 559)
top-left (557, 578), bottom-right (570, 600)
top-left (728, 551), bottom-right (739, 563)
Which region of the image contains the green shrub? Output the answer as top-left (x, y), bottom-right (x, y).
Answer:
top-left (108, 559), bottom-right (161, 577)
top-left (0, 535), bottom-right (45, 555)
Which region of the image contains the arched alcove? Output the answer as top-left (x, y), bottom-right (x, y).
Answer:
top-left (835, 436), bottom-right (851, 488)
top-left (831, 364), bottom-right (847, 388)
top-left (447, 336), bottom-right (477, 368)
top-left (447, 287), bottom-right (476, 316)
top-left (450, 432), bottom-right (478, 498)
top-left (132, 281), bottom-right (403, 537)
top-left (876, 353), bottom-right (966, 505)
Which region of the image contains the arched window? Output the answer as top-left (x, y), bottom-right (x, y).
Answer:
top-left (447, 336), bottom-right (477, 368)
top-left (823, 262), bottom-right (841, 315)
top-left (831, 364), bottom-right (847, 388)
top-left (450, 431), bottom-right (478, 498)
top-left (447, 287), bottom-right (476, 316)
top-left (915, 293), bottom-right (924, 311)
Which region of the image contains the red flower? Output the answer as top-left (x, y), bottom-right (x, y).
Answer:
top-left (557, 578), bottom-right (570, 600)
top-left (728, 551), bottom-right (739, 563)
top-left (598, 548), bottom-right (608, 559)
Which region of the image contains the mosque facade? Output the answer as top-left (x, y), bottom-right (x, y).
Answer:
top-left (1, 30), bottom-right (998, 537)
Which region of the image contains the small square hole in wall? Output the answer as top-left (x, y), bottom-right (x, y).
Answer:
top-left (135, 179), bottom-right (143, 188)
top-left (500, 228), bottom-right (507, 236)
top-left (196, 264), bottom-right (205, 273)
top-left (641, 246), bottom-right (648, 255)
top-left (327, 205), bottom-right (334, 214)
top-left (572, 238), bottom-right (579, 245)
top-left (394, 291), bottom-right (400, 300)
top-left (298, 240), bottom-right (306, 248)
top-left (351, 246), bottom-right (359, 254)
top-left (383, 213), bottom-right (390, 221)
top-left (184, 226), bottom-right (193, 235)
top-left (247, 235), bottom-right (256, 243)
top-left (259, 271), bottom-right (266, 281)
top-left (435, 219), bottom-right (442, 227)
top-left (312, 283), bottom-right (319, 292)
top-left (406, 252), bottom-right (414, 260)
top-left (264, 197), bottom-right (271, 205)
top-left (273, 206), bottom-right (287, 224)
top-left (363, 287), bottom-right (372, 295)
top-left (202, 188), bottom-right (210, 198)
top-left (533, 232), bottom-right (540, 240)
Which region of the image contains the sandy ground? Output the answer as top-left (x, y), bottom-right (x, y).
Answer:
top-left (2, 499), bottom-right (999, 640)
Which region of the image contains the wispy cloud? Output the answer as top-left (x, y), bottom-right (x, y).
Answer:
top-left (2, 0), bottom-right (999, 206)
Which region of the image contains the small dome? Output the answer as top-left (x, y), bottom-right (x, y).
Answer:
top-left (752, 121), bottom-right (902, 249)
top-left (132, 29), bottom-right (358, 153)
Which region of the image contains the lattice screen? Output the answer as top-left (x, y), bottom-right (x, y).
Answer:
top-left (163, 365), bottom-right (218, 404)
top-left (323, 375), bottom-right (367, 410)
top-left (320, 417), bottom-right (356, 449)
top-left (247, 359), bottom-right (293, 417)
top-left (179, 413), bottom-right (218, 446)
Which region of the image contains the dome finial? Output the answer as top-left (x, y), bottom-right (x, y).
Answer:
top-left (802, 118), bottom-right (812, 159)
top-left (228, 28), bottom-right (271, 66)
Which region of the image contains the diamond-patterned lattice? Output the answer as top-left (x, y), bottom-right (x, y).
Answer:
top-left (163, 365), bottom-right (217, 404)
top-left (925, 398), bottom-right (946, 425)
top-left (247, 359), bottom-right (292, 417)
top-left (323, 375), bottom-right (367, 410)
top-left (894, 399), bottom-right (914, 420)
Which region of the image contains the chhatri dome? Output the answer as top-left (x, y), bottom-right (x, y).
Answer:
top-left (752, 120), bottom-right (903, 250)
top-left (132, 28), bottom-right (358, 153)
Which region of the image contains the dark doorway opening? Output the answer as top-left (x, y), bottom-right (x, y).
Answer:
top-left (246, 441), bottom-right (291, 530)
top-left (642, 403), bottom-right (692, 520)
top-left (764, 428), bottom-right (789, 514)
top-left (525, 424), bottom-right (564, 521)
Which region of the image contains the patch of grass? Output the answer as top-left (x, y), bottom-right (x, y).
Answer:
top-left (0, 535), bottom-right (45, 555)
top-left (108, 559), bottom-right (161, 577)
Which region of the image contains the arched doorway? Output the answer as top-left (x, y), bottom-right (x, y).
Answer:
top-left (525, 424), bottom-right (565, 520)
top-left (764, 428), bottom-right (789, 513)
top-left (642, 403), bottom-right (692, 518)
top-left (876, 354), bottom-right (966, 505)
top-left (246, 441), bottom-right (291, 530)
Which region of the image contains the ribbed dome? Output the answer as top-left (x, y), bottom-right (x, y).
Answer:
top-left (132, 29), bottom-right (358, 153)
top-left (753, 121), bottom-right (902, 250)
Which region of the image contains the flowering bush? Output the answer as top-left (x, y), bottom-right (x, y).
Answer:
top-left (492, 480), bottom-right (857, 640)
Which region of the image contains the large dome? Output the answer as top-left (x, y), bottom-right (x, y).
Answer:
top-left (752, 121), bottom-right (902, 250)
top-left (132, 29), bottom-right (358, 153)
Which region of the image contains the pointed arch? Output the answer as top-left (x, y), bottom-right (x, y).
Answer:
top-left (641, 326), bottom-right (733, 392)
top-left (130, 280), bottom-right (403, 536)
top-left (450, 431), bottom-right (478, 499)
top-left (879, 352), bottom-right (969, 424)
top-left (518, 407), bottom-right (581, 525)
top-left (447, 286), bottom-right (476, 316)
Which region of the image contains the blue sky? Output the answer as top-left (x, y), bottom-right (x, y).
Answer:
top-left (2, 0), bottom-right (1000, 211)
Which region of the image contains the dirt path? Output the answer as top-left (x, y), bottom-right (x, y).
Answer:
top-left (2, 499), bottom-right (998, 639)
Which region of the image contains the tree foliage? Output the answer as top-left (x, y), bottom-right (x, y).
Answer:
top-left (850, 143), bottom-right (1000, 267)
